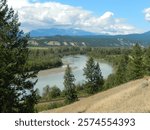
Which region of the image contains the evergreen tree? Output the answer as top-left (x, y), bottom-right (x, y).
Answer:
top-left (83, 57), bottom-right (95, 83)
top-left (143, 47), bottom-right (150, 75)
top-left (126, 44), bottom-right (143, 81)
top-left (42, 85), bottom-right (50, 101)
top-left (115, 54), bottom-right (128, 85)
top-left (63, 65), bottom-right (78, 104)
top-left (0, 0), bottom-right (37, 112)
top-left (83, 57), bottom-right (104, 94)
top-left (94, 63), bottom-right (104, 90)
top-left (103, 74), bottom-right (116, 89)
top-left (35, 88), bottom-right (41, 100)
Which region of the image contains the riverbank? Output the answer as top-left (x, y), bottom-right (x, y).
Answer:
top-left (38, 66), bottom-right (78, 77)
top-left (35, 55), bottom-right (113, 94)
top-left (38, 67), bottom-right (65, 77)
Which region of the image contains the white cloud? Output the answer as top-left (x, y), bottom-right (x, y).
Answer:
top-left (7, 0), bottom-right (139, 34)
top-left (144, 8), bottom-right (150, 22)
top-left (7, 0), bottom-right (29, 9)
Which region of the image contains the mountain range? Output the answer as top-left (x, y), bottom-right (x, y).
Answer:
top-left (30, 28), bottom-right (97, 37)
top-left (29, 28), bottom-right (150, 47)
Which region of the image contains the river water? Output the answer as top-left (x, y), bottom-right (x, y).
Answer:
top-left (35, 55), bottom-right (113, 94)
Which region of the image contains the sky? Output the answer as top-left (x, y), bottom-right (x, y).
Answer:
top-left (7, 0), bottom-right (150, 35)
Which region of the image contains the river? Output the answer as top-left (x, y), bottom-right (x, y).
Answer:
top-left (35, 55), bottom-right (113, 94)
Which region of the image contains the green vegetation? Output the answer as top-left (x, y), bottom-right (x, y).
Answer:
top-left (28, 35), bottom-right (150, 47)
top-left (63, 65), bottom-right (78, 104)
top-left (126, 44), bottom-right (143, 80)
top-left (35, 101), bottom-right (65, 112)
top-left (42, 85), bottom-right (61, 101)
top-left (36, 57), bottom-right (104, 111)
top-left (0, 0), bottom-right (37, 112)
top-left (35, 44), bottom-right (150, 112)
top-left (143, 47), bottom-right (150, 75)
top-left (88, 47), bottom-right (131, 67)
top-left (83, 57), bottom-right (104, 94)
top-left (1, 0), bottom-right (149, 112)
top-left (104, 44), bottom-right (150, 89)
top-left (26, 46), bottom-right (90, 71)
top-left (47, 102), bottom-right (65, 110)
top-left (27, 49), bottom-right (62, 71)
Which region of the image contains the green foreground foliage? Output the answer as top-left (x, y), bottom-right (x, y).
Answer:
top-left (83, 57), bottom-right (104, 94)
top-left (63, 65), bottom-right (78, 104)
top-left (42, 85), bottom-right (61, 101)
top-left (0, 0), bottom-right (37, 112)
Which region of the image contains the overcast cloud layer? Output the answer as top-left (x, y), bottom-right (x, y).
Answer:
top-left (7, 0), bottom-right (142, 34)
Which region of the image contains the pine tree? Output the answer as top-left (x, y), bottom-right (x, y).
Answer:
top-left (126, 44), bottom-right (143, 81)
top-left (143, 47), bottom-right (150, 76)
top-left (0, 0), bottom-right (37, 112)
top-left (115, 54), bottom-right (128, 85)
top-left (94, 63), bottom-right (104, 90)
top-left (83, 57), bottom-right (95, 83)
top-left (63, 65), bottom-right (78, 104)
top-left (83, 57), bottom-right (104, 94)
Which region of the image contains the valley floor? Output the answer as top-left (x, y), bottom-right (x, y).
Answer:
top-left (43, 77), bottom-right (150, 113)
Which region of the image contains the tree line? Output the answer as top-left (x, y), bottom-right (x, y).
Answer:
top-left (104, 44), bottom-right (150, 89)
top-left (26, 46), bottom-right (91, 71)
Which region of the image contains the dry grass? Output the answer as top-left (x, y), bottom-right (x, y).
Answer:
top-left (43, 77), bottom-right (150, 113)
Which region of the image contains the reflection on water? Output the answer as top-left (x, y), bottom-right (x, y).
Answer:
top-left (35, 55), bottom-right (113, 94)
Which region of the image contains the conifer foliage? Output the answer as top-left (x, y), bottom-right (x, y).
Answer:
top-left (126, 44), bottom-right (143, 80)
top-left (0, 0), bottom-right (37, 112)
top-left (63, 65), bottom-right (78, 104)
top-left (83, 57), bottom-right (104, 94)
top-left (143, 47), bottom-right (150, 76)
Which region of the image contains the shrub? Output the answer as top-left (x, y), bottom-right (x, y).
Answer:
top-left (47, 102), bottom-right (64, 110)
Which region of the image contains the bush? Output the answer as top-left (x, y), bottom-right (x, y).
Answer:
top-left (84, 83), bottom-right (98, 94)
top-left (49, 86), bottom-right (61, 99)
top-left (42, 85), bottom-right (61, 101)
top-left (76, 83), bottom-right (84, 92)
top-left (47, 102), bottom-right (64, 110)
top-left (103, 74), bottom-right (116, 90)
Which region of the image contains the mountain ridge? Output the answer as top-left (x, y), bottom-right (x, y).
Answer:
top-left (30, 28), bottom-right (97, 37)
top-left (29, 28), bottom-right (150, 47)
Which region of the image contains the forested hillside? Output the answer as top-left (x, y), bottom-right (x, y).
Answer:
top-left (28, 31), bottom-right (150, 47)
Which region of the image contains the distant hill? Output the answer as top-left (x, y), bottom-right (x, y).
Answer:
top-left (28, 29), bottom-right (150, 47)
top-left (114, 31), bottom-right (150, 43)
top-left (43, 77), bottom-right (150, 113)
top-left (30, 28), bottom-right (96, 37)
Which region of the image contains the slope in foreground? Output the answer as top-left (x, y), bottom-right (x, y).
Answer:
top-left (44, 78), bottom-right (150, 113)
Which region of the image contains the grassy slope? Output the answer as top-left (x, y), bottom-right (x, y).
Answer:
top-left (43, 77), bottom-right (150, 113)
